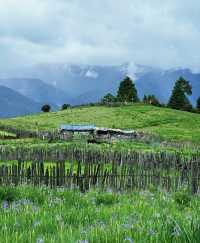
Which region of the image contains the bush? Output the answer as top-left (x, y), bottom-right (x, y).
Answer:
top-left (41, 104), bottom-right (51, 112)
top-left (0, 187), bottom-right (20, 202)
top-left (61, 104), bottom-right (70, 110)
top-left (174, 191), bottom-right (191, 207)
top-left (143, 95), bottom-right (161, 107)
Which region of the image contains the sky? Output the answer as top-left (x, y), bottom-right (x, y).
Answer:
top-left (0, 0), bottom-right (200, 73)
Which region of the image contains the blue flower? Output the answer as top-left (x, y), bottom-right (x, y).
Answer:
top-left (36, 237), bottom-right (44, 243)
top-left (124, 237), bottom-right (134, 243)
top-left (2, 200), bottom-right (9, 209)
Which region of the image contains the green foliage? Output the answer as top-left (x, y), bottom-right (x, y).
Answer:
top-left (95, 193), bottom-right (119, 205)
top-left (196, 97), bottom-right (200, 112)
top-left (174, 191), bottom-right (191, 207)
top-left (0, 186), bottom-right (199, 242)
top-left (61, 104), bottom-right (71, 110)
top-left (101, 93), bottom-right (116, 104)
top-left (1, 104), bottom-right (200, 144)
top-left (143, 94), bottom-right (161, 107)
top-left (41, 104), bottom-right (51, 112)
top-left (22, 187), bottom-right (46, 204)
top-left (0, 187), bottom-right (20, 202)
top-left (117, 76), bottom-right (139, 102)
top-left (168, 77), bottom-right (193, 111)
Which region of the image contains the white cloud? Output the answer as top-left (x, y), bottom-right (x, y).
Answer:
top-left (85, 70), bottom-right (99, 79)
top-left (0, 0), bottom-right (200, 73)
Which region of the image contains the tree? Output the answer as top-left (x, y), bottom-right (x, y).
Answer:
top-left (117, 76), bottom-right (139, 102)
top-left (101, 93), bottom-right (116, 104)
top-left (61, 104), bottom-right (71, 110)
top-left (41, 104), bottom-right (51, 112)
top-left (197, 97), bottom-right (200, 112)
top-left (143, 95), bottom-right (160, 107)
top-left (143, 95), bottom-right (148, 103)
top-left (168, 77), bottom-right (192, 111)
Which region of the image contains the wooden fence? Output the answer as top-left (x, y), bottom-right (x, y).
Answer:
top-left (0, 156), bottom-right (199, 194)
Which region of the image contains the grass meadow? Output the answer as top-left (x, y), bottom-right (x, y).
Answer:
top-left (0, 104), bottom-right (199, 242)
top-left (1, 104), bottom-right (200, 144)
top-left (0, 186), bottom-right (200, 243)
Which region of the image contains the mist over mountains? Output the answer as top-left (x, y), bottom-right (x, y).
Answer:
top-left (0, 63), bottom-right (199, 117)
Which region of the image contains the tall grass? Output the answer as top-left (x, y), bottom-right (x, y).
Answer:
top-left (0, 186), bottom-right (199, 243)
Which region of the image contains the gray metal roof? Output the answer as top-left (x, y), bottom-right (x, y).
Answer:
top-left (60, 124), bottom-right (96, 131)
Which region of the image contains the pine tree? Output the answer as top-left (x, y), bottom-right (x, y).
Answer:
top-left (197, 97), bottom-right (200, 112)
top-left (168, 77), bottom-right (192, 111)
top-left (117, 76), bottom-right (139, 102)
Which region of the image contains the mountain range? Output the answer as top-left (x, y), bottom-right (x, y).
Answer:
top-left (0, 64), bottom-right (199, 117)
top-left (0, 85), bottom-right (40, 118)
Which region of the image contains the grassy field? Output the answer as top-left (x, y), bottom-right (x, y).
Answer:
top-left (0, 105), bottom-right (199, 243)
top-left (0, 186), bottom-right (199, 243)
top-left (1, 104), bottom-right (200, 144)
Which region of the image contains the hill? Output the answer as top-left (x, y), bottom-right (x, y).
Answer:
top-left (1, 104), bottom-right (200, 143)
top-left (0, 85), bottom-right (41, 118)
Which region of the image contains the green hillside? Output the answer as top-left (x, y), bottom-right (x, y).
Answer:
top-left (1, 103), bottom-right (200, 143)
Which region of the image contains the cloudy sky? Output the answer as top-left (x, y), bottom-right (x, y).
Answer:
top-left (0, 0), bottom-right (200, 73)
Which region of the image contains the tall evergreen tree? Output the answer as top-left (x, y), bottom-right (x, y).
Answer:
top-left (168, 77), bottom-right (192, 111)
top-left (117, 76), bottom-right (139, 102)
top-left (197, 97), bottom-right (200, 112)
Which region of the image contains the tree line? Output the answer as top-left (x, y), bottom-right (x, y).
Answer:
top-left (41, 76), bottom-right (200, 113)
top-left (101, 76), bottom-right (200, 113)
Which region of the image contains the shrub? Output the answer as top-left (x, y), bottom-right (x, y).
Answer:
top-left (0, 187), bottom-right (20, 202)
top-left (143, 95), bottom-right (161, 107)
top-left (61, 104), bottom-right (70, 110)
top-left (174, 191), bottom-right (191, 207)
top-left (41, 104), bottom-right (51, 112)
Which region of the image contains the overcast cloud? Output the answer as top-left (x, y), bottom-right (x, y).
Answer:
top-left (0, 0), bottom-right (200, 73)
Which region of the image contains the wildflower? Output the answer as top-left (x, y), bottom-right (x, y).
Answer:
top-left (36, 237), bottom-right (44, 243)
top-left (124, 236), bottom-right (134, 243)
top-left (2, 201), bottom-right (9, 209)
top-left (149, 229), bottom-right (156, 236)
top-left (172, 225), bottom-right (181, 237)
top-left (121, 223), bottom-right (133, 229)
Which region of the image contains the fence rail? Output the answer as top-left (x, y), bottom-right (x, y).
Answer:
top-left (0, 158), bottom-right (199, 194)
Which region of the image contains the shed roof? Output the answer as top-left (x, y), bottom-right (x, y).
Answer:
top-left (60, 124), bottom-right (96, 132)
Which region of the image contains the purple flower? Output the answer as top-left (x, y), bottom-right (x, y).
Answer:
top-left (2, 200), bottom-right (9, 209)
